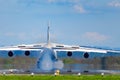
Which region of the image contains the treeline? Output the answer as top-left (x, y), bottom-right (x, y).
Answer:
top-left (0, 56), bottom-right (120, 70)
top-left (0, 57), bottom-right (37, 70)
top-left (63, 57), bottom-right (120, 70)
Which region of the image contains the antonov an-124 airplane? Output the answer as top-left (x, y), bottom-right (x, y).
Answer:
top-left (0, 23), bottom-right (120, 72)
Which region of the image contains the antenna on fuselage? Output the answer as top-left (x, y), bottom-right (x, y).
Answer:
top-left (47, 21), bottom-right (50, 44)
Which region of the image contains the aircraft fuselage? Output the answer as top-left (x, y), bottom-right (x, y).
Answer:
top-left (36, 47), bottom-right (63, 72)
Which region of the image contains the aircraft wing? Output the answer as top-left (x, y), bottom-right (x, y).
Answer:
top-left (0, 45), bottom-right (42, 58)
top-left (53, 44), bottom-right (120, 59)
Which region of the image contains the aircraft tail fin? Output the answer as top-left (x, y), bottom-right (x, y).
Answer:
top-left (47, 21), bottom-right (50, 44)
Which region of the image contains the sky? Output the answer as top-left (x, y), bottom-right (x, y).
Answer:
top-left (0, 0), bottom-right (120, 48)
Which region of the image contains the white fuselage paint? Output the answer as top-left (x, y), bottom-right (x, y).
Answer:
top-left (36, 47), bottom-right (64, 72)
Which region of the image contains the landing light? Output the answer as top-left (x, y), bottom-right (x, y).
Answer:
top-left (10, 69), bottom-right (13, 73)
top-left (77, 73), bottom-right (81, 76)
top-left (3, 72), bottom-right (6, 76)
top-left (54, 70), bottom-right (60, 76)
top-left (101, 72), bottom-right (104, 77)
top-left (30, 72), bottom-right (34, 76)
top-left (54, 72), bottom-right (57, 76)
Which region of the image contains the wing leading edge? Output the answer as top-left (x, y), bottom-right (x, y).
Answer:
top-left (0, 44), bottom-right (43, 58)
top-left (52, 43), bottom-right (120, 59)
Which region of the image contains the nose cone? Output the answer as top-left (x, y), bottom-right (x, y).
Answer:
top-left (37, 48), bottom-right (55, 71)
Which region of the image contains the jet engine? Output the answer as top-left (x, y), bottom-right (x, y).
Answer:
top-left (83, 52), bottom-right (89, 58)
top-left (8, 51), bottom-right (14, 57)
top-left (67, 51), bottom-right (72, 57)
top-left (24, 51), bottom-right (30, 56)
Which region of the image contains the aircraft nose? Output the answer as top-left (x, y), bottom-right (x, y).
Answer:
top-left (37, 48), bottom-right (55, 71)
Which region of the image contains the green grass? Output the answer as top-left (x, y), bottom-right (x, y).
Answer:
top-left (0, 74), bottom-right (120, 80)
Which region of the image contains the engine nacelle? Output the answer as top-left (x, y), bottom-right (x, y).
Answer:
top-left (67, 51), bottom-right (72, 57)
top-left (83, 52), bottom-right (89, 58)
top-left (24, 51), bottom-right (30, 56)
top-left (8, 51), bottom-right (14, 57)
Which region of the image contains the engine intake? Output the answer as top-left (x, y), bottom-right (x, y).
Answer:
top-left (25, 51), bottom-right (30, 56)
top-left (67, 51), bottom-right (72, 57)
top-left (8, 51), bottom-right (13, 57)
top-left (83, 52), bottom-right (89, 58)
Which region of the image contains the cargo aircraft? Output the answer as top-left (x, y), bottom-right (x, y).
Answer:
top-left (0, 23), bottom-right (120, 72)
